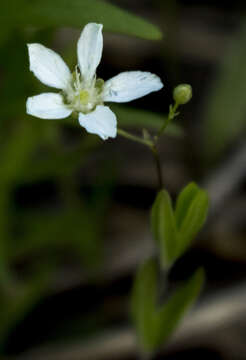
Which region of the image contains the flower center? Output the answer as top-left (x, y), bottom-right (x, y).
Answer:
top-left (79, 90), bottom-right (90, 105)
top-left (64, 68), bottom-right (104, 114)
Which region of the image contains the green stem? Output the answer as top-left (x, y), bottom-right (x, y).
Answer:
top-left (117, 128), bottom-right (164, 190)
top-left (148, 102), bottom-right (179, 190)
top-left (157, 102), bottom-right (179, 139)
top-left (117, 128), bottom-right (152, 147)
top-left (151, 145), bottom-right (163, 190)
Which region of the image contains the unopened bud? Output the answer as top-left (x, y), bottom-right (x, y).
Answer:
top-left (173, 84), bottom-right (192, 105)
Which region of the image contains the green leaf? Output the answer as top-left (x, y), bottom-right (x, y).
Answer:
top-left (3, 0), bottom-right (162, 40)
top-left (111, 105), bottom-right (183, 137)
top-left (176, 188), bottom-right (209, 258)
top-left (154, 268), bottom-right (205, 349)
top-left (151, 190), bottom-right (177, 269)
top-left (175, 182), bottom-right (200, 228)
top-left (203, 19), bottom-right (246, 160)
top-left (150, 185), bottom-right (209, 267)
top-left (131, 265), bottom-right (205, 354)
top-left (131, 259), bottom-right (160, 351)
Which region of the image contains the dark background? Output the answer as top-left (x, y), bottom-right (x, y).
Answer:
top-left (0, 0), bottom-right (246, 359)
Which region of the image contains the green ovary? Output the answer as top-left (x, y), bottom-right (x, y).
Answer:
top-left (79, 90), bottom-right (90, 105)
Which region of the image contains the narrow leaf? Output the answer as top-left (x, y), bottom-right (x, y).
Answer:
top-left (153, 268), bottom-right (205, 349)
top-left (175, 182), bottom-right (200, 229)
top-left (4, 0), bottom-right (162, 40)
top-left (131, 259), bottom-right (159, 350)
top-left (177, 190), bottom-right (209, 257)
top-left (151, 190), bottom-right (177, 269)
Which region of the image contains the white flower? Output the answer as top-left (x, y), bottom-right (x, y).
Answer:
top-left (27, 23), bottom-right (164, 140)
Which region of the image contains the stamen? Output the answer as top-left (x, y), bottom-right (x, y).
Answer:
top-left (72, 66), bottom-right (81, 91)
top-left (95, 78), bottom-right (104, 93)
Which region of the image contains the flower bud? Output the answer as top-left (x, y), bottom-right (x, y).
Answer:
top-left (173, 84), bottom-right (192, 105)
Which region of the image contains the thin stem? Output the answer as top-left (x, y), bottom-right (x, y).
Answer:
top-left (151, 145), bottom-right (163, 190)
top-left (148, 102), bottom-right (179, 190)
top-left (157, 102), bottom-right (179, 140)
top-left (117, 128), bottom-right (164, 190)
top-left (117, 128), bottom-right (152, 147)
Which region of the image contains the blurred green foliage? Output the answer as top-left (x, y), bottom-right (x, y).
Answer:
top-left (0, 0), bottom-right (165, 353)
top-left (203, 19), bottom-right (246, 160)
top-left (111, 105), bottom-right (183, 137)
top-left (0, 0), bottom-right (162, 42)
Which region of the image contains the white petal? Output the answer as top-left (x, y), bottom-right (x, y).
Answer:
top-left (77, 23), bottom-right (103, 83)
top-left (26, 93), bottom-right (72, 119)
top-left (28, 43), bottom-right (71, 90)
top-left (103, 71), bottom-right (164, 103)
top-left (78, 105), bottom-right (117, 140)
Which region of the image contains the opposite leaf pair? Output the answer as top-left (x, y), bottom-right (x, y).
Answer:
top-left (151, 182), bottom-right (209, 269)
top-left (131, 259), bottom-right (204, 354)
